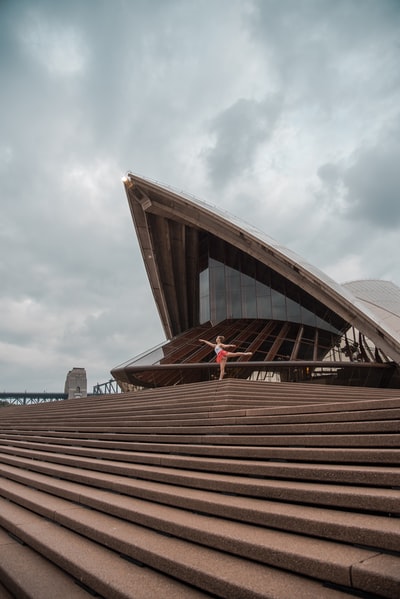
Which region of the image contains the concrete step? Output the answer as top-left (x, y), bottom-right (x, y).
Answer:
top-left (2, 419), bottom-right (399, 434)
top-left (4, 403), bottom-right (399, 427)
top-left (1, 465), bottom-right (399, 553)
top-left (0, 500), bottom-right (211, 599)
top-left (0, 484), bottom-right (390, 599)
top-left (0, 429), bottom-right (398, 447)
top-left (1, 379), bottom-right (399, 598)
top-left (1, 435), bottom-right (399, 465)
top-left (3, 395), bottom-right (399, 425)
top-left (0, 526), bottom-right (96, 599)
top-left (0, 583), bottom-right (14, 599)
top-left (1, 441), bottom-right (399, 486)
top-left (0, 464), bottom-right (400, 551)
top-left (16, 409), bottom-right (400, 430)
top-left (3, 384), bottom-right (399, 425)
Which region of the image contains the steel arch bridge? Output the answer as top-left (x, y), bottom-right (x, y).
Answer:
top-left (0, 392), bottom-right (68, 406)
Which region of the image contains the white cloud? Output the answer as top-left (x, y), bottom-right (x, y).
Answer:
top-left (17, 8), bottom-right (87, 76)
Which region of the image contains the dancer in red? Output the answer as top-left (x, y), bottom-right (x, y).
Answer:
top-left (199, 335), bottom-right (252, 380)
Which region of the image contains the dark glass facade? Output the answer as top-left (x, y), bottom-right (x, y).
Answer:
top-left (199, 233), bottom-right (346, 335)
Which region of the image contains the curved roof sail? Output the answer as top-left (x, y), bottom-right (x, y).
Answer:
top-left (122, 172), bottom-right (400, 366)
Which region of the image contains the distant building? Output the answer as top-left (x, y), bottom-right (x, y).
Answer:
top-left (112, 173), bottom-right (400, 389)
top-left (64, 367), bottom-right (87, 399)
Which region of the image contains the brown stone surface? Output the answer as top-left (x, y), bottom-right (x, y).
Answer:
top-left (0, 379), bottom-right (399, 598)
top-left (352, 553), bottom-right (400, 599)
top-left (0, 583), bottom-right (14, 599)
top-left (0, 528), bottom-right (92, 598)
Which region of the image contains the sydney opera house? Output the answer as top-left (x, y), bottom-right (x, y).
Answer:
top-left (113, 173), bottom-right (400, 390)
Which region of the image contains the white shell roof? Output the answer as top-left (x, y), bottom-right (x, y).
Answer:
top-left (125, 172), bottom-right (400, 364)
top-left (344, 280), bottom-right (400, 342)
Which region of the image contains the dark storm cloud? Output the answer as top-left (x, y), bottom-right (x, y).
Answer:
top-left (203, 95), bottom-right (282, 188)
top-left (248, 0), bottom-right (400, 99)
top-left (343, 143), bottom-right (400, 228)
top-left (318, 127), bottom-right (400, 229)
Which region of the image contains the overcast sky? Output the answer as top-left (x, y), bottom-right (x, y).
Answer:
top-left (1, 0), bottom-right (400, 392)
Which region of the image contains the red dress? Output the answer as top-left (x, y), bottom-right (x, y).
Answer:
top-left (215, 347), bottom-right (228, 363)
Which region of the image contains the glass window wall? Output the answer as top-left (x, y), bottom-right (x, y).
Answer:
top-left (199, 233), bottom-right (346, 334)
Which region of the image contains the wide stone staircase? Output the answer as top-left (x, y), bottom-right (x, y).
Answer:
top-left (0, 379), bottom-right (399, 599)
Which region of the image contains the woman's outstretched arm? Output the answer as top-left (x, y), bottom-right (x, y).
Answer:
top-left (199, 338), bottom-right (216, 348)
